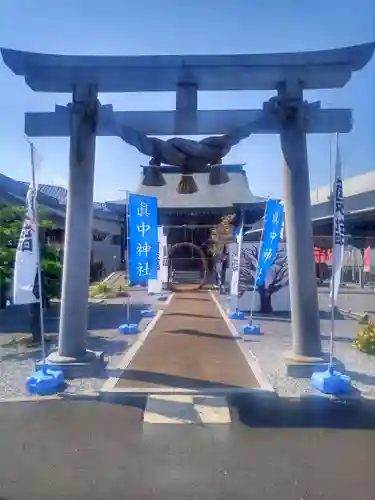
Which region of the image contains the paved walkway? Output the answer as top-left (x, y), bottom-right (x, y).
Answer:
top-left (115, 291), bottom-right (258, 424)
top-left (117, 291), bottom-right (258, 391)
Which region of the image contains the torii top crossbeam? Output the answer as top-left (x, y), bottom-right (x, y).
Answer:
top-left (1, 43), bottom-right (374, 92)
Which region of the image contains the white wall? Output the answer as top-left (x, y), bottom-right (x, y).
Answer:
top-left (227, 242), bottom-right (291, 313)
top-left (92, 217), bottom-right (121, 236)
top-left (91, 217), bottom-right (122, 275)
top-left (92, 240), bottom-right (121, 275)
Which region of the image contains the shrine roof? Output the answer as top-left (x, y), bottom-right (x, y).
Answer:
top-left (133, 165), bottom-right (264, 212)
top-left (1, 43), bottom-right (374, 92)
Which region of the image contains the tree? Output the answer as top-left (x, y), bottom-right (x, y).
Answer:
top-left (210, 213), bottom-right (236, 256)
top-left (0, 203), bottom-right (62, 308)
top-left (239, 245), bottom-right (289, 313)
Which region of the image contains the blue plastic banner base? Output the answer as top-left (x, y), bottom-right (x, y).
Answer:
top-left (141, 309), bottom-right (155, 318)
top-left (311, 367), bottom-right (352, 396)
top-left (26, 366), bottom-right (65, 396)
top-left (242, 323), bottom-right (261, 335)
top-left (230, 311), bottom-right (245, 320)
top-left (157, 294), bottom-right (168, 301)
top-left (118, 323), bottom-right (138, 334)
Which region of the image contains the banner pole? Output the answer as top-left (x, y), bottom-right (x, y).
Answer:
top-left (329, 132), bottom-right (342, 371)
top-left (125, 190), bottom-right (130, 324)
top-left (235, 210), bottom-right (244, 313)
top-left (157, 225), bottom-right (165, 300)
top-left (248, 199), bottom-right (269, 326)
top-left (311, 133), bottom-right (351, 396)
top-left (329, 174), bottom-right (336, 369)
top-left (29, 141), bottom-right (46, 366)
top-left (329, 265), bottom-right (335, 369)
top-left (329, 150), bottom-right (337, 370)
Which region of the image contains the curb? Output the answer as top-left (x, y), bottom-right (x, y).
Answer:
top-left (0, 394), bottom-right (62, 403)
top-left (209, 291), bottom-right (275, 394)
top-left (102, 272), bottom-right (116, 283)
top-left (339, 308), bottom-right (372, 322)
top-left (0, 293), bottom-right (173, 405)
top-left (0, 391), bottom-right (100, 404)
top-left (164, 293), bottom-right (175, 306)
top-left (99, 307), bottom-right (166, 401)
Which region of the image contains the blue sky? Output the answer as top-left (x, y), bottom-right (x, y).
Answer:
top-left (0, 0), bottom-right (374, 201)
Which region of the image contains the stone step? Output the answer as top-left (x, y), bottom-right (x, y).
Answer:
top-left (172, 270), bottom-right (202, 284)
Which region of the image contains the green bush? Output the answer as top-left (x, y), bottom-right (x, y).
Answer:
top-left (42, 249), bottom-right (62, 300)
top-left (353, 321), bottom-right (375, 355)
top-left (90, 282), bottom-right (109, 297)
top-left (0, 203), bottom-right (62, 307)
top-left (358, 313), bottom-right (371, 325)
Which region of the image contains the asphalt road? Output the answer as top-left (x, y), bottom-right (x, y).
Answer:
top-left (1, 397), bottom-right (375, 500)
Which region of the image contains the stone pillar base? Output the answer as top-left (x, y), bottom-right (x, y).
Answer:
top-left (283, 351), bottom-right (342, 379)
top-left (39, 350), bottom-right (104, 378)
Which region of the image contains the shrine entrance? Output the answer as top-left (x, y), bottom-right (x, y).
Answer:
top-left (165, 219), bottom-right (216, 273)
top-left (169, 241), bottom-right (210, 291)
top-left (2, 42), bottom-right (373, 369)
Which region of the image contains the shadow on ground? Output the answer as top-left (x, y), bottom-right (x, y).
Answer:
top-left (1, 334), bottom-right (132, 366)
top-left (96, 385), bottom-right (375, 431)
top-left (242, 308), bottom-right (347, 323)
top-left (166, 328), bottom-right (239, 341)
top-left (320, 334), bottom-right (354, 343)
top-left (345, 369), bottom-right (375, 387)
top-left (116, 368), bottom-right (245, 390)
top-left (166, 312), bottom-right (219, 320)
top-left (173, 294), bottom-right (212, 302)
top-left (0, 302), bottom-right (147, 335)
top-left (229, 392), bottom-right (375, 429)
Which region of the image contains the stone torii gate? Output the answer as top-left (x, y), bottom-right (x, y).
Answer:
top-left (1, 43), bottom-right (374, 374)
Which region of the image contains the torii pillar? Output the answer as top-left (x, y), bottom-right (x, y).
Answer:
top-left (51, 84), bottom-right (100, 368)
top-left (278, 81), bottom-right (322, 360)
top-left (1, 43), bottom-right (374, 375)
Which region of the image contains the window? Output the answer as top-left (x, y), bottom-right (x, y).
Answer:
top-left (92, 232), bottom-right (107, 242)
top-left (111, 234), bottom-right (121, 246)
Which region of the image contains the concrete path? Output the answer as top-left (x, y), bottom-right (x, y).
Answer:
top-left (115, 291), bottom-right (259, 423)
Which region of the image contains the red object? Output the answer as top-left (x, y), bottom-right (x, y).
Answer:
top-left (364, 246), bottom-right (371, 273)
top-left (314, 247), bottom-right (332, 263)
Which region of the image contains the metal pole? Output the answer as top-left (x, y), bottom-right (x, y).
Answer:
top-left (351, 249), bottom-right (355, 282)
top-left (235, 210), bottom-right (244, 313)
top-left (328, 101), bottom-right (333, 195)
top-left (329, 132), bottom-right (339, 370)
top-left (126, 190), bottom-right (130, 323)
top-left (329, 135), bottom-right (333, 193)
top-left (29, 141), bottom-right (46, 366)
top-left (248, 199), bottom-right (269, 325)
top-left (329, 257), bottom-right (335, 369)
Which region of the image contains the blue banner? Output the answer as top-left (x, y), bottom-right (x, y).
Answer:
top-left (256, 200), bottom-right (284, 286)
top-left (128, 194), bottom-right (158, 285)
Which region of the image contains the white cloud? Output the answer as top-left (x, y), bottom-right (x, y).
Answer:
top-left (50, 176), bottom-right (68, 188)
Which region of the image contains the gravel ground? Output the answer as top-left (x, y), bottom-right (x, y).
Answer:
top-left (217, 286), bottom-right (375, 399)
top-left (2, 285), bottom-right (373, 401)
top-left (0, 290), bottom-right (169, 399)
